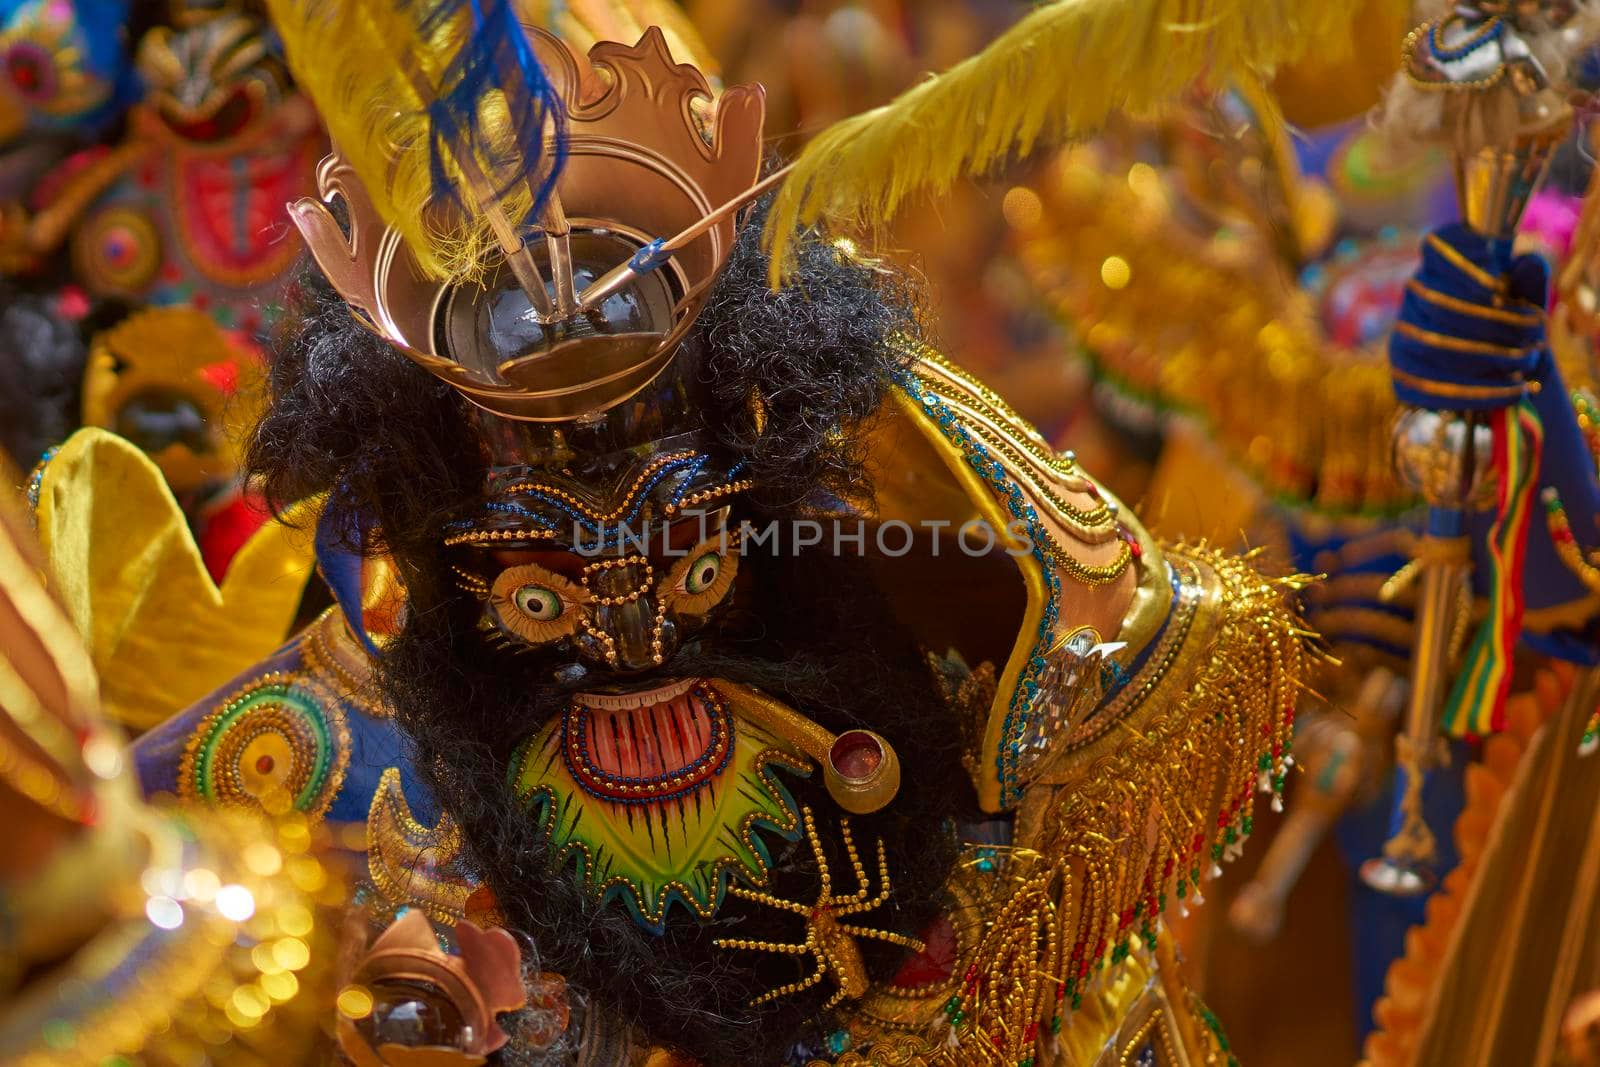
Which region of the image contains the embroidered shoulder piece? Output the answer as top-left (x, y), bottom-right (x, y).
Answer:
top-left (890, 343), bottom-right (1161, 811)
top-left (178, 669), bottom-right (351, 820)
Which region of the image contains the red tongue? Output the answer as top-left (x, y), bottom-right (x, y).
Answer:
top-left (682, 688), bottom-right (714, 755)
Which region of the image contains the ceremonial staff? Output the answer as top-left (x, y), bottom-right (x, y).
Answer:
top-left (1367, 0), bottom-right (1586, 894)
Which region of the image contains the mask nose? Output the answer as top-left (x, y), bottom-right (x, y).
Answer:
top-left (579, 557), bottom-right (679, 672)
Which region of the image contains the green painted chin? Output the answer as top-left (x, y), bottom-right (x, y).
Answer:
top-left (508, 679), bottom-right (813, 932)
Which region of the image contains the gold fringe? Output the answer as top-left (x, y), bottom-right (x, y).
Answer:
top-left (764, 0), bottom-right (1369, 283)
top-left (1036, 546), bottom-right (1311, 1018)
top-left (915, 546), bottom-right (1317, 1063)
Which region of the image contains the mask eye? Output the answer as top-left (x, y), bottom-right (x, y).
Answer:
top-left (662, 537), bottom-right (738, 617)
top-left (490, 563), bottom-right (587, 645)
top-left (514, 584), bottom-right (563, 621)
top-left (683, 552), bottom-right (720, 595)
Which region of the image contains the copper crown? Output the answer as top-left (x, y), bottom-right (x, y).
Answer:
top-left (289, 27), bottom-right (766, 422)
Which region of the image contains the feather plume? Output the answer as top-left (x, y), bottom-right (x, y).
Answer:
top-left (765, 0), bottom-right (1369, 283)
top-left (264, 0), bottom-right (564, 281)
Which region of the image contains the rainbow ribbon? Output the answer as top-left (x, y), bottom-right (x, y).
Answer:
top-left (1441, 401), bottom-right (1545, 736)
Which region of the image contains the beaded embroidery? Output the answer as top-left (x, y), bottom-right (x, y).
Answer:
top-left (177, 671), bottom-right (351, 820)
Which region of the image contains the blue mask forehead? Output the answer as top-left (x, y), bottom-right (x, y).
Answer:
top-left (444, 447), bottom-right (749, 553)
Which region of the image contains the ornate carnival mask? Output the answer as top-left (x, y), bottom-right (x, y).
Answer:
top-left (284, 20), bottom-right (901, 937)
top-left (80, 305), bottom-right (263, 495)
top-left (136, 7), bottom-right (293, 145)
top-left (445, 427), bottom-right (751, 675)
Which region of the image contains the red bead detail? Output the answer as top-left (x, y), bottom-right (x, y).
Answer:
top-left (255, 754), bottom-right (275, 774)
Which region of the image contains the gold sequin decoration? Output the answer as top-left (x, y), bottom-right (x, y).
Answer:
top-left (300, 608), bottom-right (389, 719)
top-left (364, 767), bottom-right (473, 925)
top-left (177, 671), bottom-right (351, 821)
top-left (6, 809), bottom-right (343, 1066)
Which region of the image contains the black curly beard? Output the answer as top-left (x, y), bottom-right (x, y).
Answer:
top-left (378, 544), bottom-right (972, 1066)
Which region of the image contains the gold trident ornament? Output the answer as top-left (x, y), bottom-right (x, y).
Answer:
top-left (712, 807), bottom-right (925, 1010)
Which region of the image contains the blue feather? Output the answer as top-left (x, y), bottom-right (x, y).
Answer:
top-left (409, 0), bottom-right (568, 230)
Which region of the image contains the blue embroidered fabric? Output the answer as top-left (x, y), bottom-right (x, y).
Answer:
top-left (1392, 224), bottom-right (1600, 623)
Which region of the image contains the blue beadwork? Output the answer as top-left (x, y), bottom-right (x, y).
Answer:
top-left (24, 445), bottom-right (58, 515)
top-left (447, 454), bottom-right (708, 545)
top-left (895, 371), bottom-right (1060, 808)
top-left (1426, 15), bottom-right (1502, 63)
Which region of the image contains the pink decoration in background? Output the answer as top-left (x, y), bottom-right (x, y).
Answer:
top-left (1521, 189), bottom-right (1583, 259)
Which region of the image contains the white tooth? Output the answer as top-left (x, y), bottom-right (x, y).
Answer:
top-left (575, 677), bottom-right (698, 710)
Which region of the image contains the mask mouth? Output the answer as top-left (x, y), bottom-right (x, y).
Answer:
top-left (572, 676), bottom-right (697, 710)
top-left (563, 680), bottom-right (728, 790)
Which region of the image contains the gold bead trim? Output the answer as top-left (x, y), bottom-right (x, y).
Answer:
top-left (713, 807), bottom-right (925, 1011)
top-left (442, 526), bottom-right (561, 547)
top-left (499, 449), bottom-right (702, 524)
top-left (300, 610), bottom-right (389, 720)
top-left (176, 671), bottom-right (351, 822)
top-left (664, 477), bottom-right (756, 515)
top-left (448, 564), bottom-right (490, 595)
top-left (581, 555), bottom-right (654, 606)
top-left (1402, 20), bottom-right (1509, 93)
top-left (1049, 540), bottom-right (1134, 587)
top-left (364, 767), bottom-right (471, 925)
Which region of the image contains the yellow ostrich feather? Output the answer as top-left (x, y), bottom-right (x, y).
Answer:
top-left (765, 0), bottom-right (1371, 284)
top-left (263, 0), bottom-right (544, 282)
